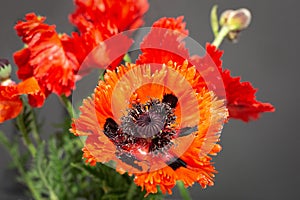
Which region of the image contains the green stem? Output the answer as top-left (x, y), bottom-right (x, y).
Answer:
top-left (29, 107), bottom-right (41, 144)
top-left (126, 181), bottom-right (137, 200)
top-left (177, 181), bottom-right (192, 200)
top-left (60, 95), bottom-right (74, 118)
top-left (22, 171), bottom-right (43, 200)
top-left (212, 25), bottom-right (230, 48)
top-left (0, 131), bottom-right (42, 200)
top-left (37, 158), bottom-right (59, 200)
top-left (16, 114), bottom-right (36, 157)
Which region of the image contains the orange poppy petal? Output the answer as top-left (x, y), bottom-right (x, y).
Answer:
top-left (0, 97), bottom-right (22, 123)
top-left (72, 59), bottom-right (228, 195)
top-left (14, 13), bottom-right (79, 97)
top-left (133, 87), bottom-right (227, 195)
top-left (0, 77), bottom-right (44, 122)
top-left (17, 77), bottom-right (45, 107)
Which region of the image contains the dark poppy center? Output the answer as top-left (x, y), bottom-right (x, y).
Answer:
top-left (103, 94), bottom-right (196, 171)
top-left (136, 113), bottom-right (152, 126)
top-left (104, 95), bottom-right (179, 156)
top-left (121, 99), bottom-right (175, 139)
top-left (135, 110), bottom-right (165, 138)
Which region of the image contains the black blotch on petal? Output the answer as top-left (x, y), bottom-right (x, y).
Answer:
top-left (167, 157), bottom-right (187, 170)
top-left (104, 118), bottom-right (118, 138)
top-left (162, 93), bottom-right (178, 108)
top-left (117, 152), bottom-right (142, 171)
top-left (179, 126), bottom-right (198, 137)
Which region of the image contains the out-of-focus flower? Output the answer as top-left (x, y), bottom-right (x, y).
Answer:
top-left (13, 13), bottom-right (80, 97)
top-left (70, 0), bottom-right (149, 36)
top-left (68, 0), bottom-right (149, 71)
top-left (136, 16), bottom-right (189, 67)
top-left (219, 8), bottom-right (252, 42)
top-left (71, 61), bottom-right (228, 195)
top-left (220, 8), bottom-right (251, 31)
top-left (0, 59), bottom-right (12, 82)
top-left (13, 0), bottom-right (149, 98)
top-left (0, 59), bottom-right (44, 122)
top-left (64, 30), bottom-right (133, 74)
top-left (204, 45), bottom-right (275, 121)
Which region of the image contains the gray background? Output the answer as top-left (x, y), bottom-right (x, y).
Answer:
top-left (0, 0), bottom-right (298, 199)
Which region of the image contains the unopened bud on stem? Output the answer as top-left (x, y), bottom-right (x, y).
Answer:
top-left (0, 59), bottom-right (12, 80)
top-left (220, 8), bottom-right (252, 31)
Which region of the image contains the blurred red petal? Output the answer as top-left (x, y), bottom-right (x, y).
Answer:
top-left (15, 13), bottom-right (55, 44)
top-left (0, 77), bottom-right (44, 123)
top-left (137, 17), bottom-right (189, 66)
top-left (14, 13), bottom-right (79, 96)
top-left (70, 0), bottom-right (149, 34)
top-left (17, 77), bottom-right (45, 107)
top-left (222, 70), bottom-right (275, 121)
top-left (14, 48), bottom-right (33, 80)
top-left (205, 43), bottom-right (275, 121)
top-left (0, 97), bottom-right (22, 123)
top-left (152, 16), bottom-right (189, 36)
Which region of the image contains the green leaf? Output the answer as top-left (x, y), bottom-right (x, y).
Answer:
top-left (210, 5), bottom-right (219, 37)
top-left (35, 142), bottom-right (59, 200)
top-left (0, 131), bottom-right (11, 150)
top-left (126, 181), bottom-right (138, 200)
top-left (2, 120), bottom-right (165, 200)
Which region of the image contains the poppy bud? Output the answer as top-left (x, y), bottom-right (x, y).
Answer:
top-left (220, 8), bottom-right (251, 31)
top-left (0, 58), bottom-right (12, 82)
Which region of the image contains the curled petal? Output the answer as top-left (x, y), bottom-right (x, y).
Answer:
top-left (70, 0), bottom-right (149, 34)
top-left (14, 13), bottom-right (79, 96)
top-left (222, 70), bottom-right (275, 121)
top-left (0, 97), bottom-right (22, 123)
top-left (0, 77), bottom-right (44, 123)
top-left (204, 43), bottom-right (275, 121)
top-left (137, 17), bottom-right (190, 66)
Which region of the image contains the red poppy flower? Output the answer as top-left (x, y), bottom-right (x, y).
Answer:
top-left (71, 16), bottom-right (274, 196)
top-left (137, 16), bottom-right (189, 66)
top-left (0, 77), bottom-right (44, 123)
top-left (63, 30), bottom-right (133, 75)
top-left (71, 61), bottom-right (228, 195)
top-left (67, 0), bottom-right (149, 72)
top-left (70, 0), bottom-right (149, 36)
top-left (202, 44), bottom-right (275, 121)
top-left (14, 0), bottom-right (149, 97)
top-left (13, 13), bottom-right (80, 97)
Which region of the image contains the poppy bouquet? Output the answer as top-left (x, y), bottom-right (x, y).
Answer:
top-left (0, 1), bottom-right (274, 200)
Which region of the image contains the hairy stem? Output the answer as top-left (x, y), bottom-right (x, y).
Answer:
top-left (177, 181), bottom-right (192, 200)
top-left (0, 131), bottom-right (42, 200)
top-left (29, 106), bottom-right (41, 144)
top-left (212, 25), bottom-right (230, 48)
top-left (16, 113), bottom-right (36, 157)
top-left (59, 95), bottom-right (74, 118)
top-left (126, 181), bottom-right (138, 200)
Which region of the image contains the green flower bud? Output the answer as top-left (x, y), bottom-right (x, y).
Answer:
top-left (0, 59), bottom-right (12, 81)
top-left (220, 8), bottom-right (251, 31)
